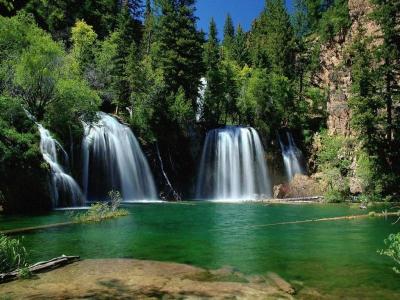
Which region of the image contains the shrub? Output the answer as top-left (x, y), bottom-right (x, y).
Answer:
top-left (18, 266), bottom-right (33, 279)
top-left (379, 233), bottom-right (400, 274)
top-left (72, 190), bottom-right (128, 223)
top-left (0, 234), bottom-right (28, 273)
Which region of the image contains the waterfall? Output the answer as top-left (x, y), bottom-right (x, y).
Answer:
top-left (82, 112), bottom-right (157, 202)
top-left (196, 126), bottom-right (271, 201)
top-left (38, 124), bottom-right (84, 207)
top-left (279, 132), bottom-right (305, 181)
top-left (196, 77), bottom-right (207, 122)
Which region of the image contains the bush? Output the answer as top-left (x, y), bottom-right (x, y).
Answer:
top-left (379, 233), bottom-right (400, 274)
top-left (72, 190), bottom-right (128, 223)
top-left (18, 266), bottom-right (33, 279)
top-left (0, 234), bottom-right (28, 273)
top-left (315, 131), bottom-right (353, 202)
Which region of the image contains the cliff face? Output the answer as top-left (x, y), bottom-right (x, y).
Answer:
top-left (316, 0), bottom-right (380, 136)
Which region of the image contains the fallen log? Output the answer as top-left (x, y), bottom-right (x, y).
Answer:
top-left (262, 196), bottom-right (324, 203)
top-left (211, 211), bottom-right (400, 231)
top-left (0, 255), bottom-right (80, 284)
top-left (0, 221), bottom-right (74, 235)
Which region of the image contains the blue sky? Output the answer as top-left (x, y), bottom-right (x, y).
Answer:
top-left (195, 0), bottom-right (295, 39)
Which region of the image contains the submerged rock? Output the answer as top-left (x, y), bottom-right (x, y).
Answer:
top-left (0, 259), bottom-right (295, 299)
top-left (267, 272), bottom-right (295, 295)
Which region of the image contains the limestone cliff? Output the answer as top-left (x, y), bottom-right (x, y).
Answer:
top-left (315, 0), bottom-right (380, 136)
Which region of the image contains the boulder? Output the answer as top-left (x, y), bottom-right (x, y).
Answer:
top-left (273, 175), bottom-right (323, 199)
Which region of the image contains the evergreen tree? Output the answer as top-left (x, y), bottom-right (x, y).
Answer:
top-left (202, 18), bottom-right (224, 125)
top-left (370, 0), bottom-right (400, 154)
top-left (264, 0), bottom-right (295, 77)
top-left (155, 0), bottom-right (204, 119)
top-left (231, 24), bottom-right (249, 67)
top-left (222, 13), bottom-right (235, 58)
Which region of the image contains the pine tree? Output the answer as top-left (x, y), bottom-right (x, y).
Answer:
top-left (155, 0), bottom-right (204, 119)
top-left (231, 24), bottom-right (249, 67)
top-left (264, 0), bottom-right (295, 77)
top-left (222, 14), bottom-right (235, 58)
top-left (370, 0), bottom-right (400, 153)
top-left (203, 18), bottom-right (224, 125)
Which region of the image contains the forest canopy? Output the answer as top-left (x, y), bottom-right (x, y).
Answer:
top-left (0, 0), bottom-right (399, 210)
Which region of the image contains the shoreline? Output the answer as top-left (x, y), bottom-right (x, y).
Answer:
top-left (0, 258), bottom-right (301, 299)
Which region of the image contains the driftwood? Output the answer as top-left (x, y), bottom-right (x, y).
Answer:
top-left (0, 255), bottom-right (80, 284)
top-left (0, 221), bottom-right (74, 235)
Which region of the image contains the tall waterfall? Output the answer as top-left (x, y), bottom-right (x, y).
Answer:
top-left (279, 132), bottom-right (305, 181)
top-left (38, 125), bottom-right (84, 207)
top-left (196, 126), bottom-right (271, 201)
top-left (82, 113), bottom-right (157, 202)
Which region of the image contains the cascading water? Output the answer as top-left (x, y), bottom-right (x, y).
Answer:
top-left (38, 125), bottom-right (84, 207)
top-left (82, 112), bottom-right (157, 202)
top-left (196, 77), bottom-right (207, 122)
top-left (279, 132), bottom-right (305, 181)
top-left (196, 126), bottom-right (272, 201)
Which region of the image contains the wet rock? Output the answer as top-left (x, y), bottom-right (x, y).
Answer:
top-left (0, 259), bottom-right (294, 299)
top-left (267, 272), bottom-right (295, 295)
top-left (273, 184), bottom-right (290, 199)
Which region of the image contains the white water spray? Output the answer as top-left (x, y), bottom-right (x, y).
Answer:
top-left (279, 132), bottom-right (305, 181)
top-left (82, 113), bottom-right (157, 202)
top-left (38, 125), bottom-right (84, 207)
top-left (196, 126), bottom-right (271, 201)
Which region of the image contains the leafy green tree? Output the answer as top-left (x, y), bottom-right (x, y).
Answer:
top-left (70, 20), bottom-right (98, 75)
top-left (11, 21), bottom-right (65, 119)
top-left (9, 0), bottom-right (143, 40)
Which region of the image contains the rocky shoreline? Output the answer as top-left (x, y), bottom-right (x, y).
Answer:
top-left (0, 259), bottom-right (324, 299)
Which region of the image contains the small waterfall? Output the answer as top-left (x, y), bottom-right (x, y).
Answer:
top-left (38, 124), bottom-right (84, 207)
top-left (196, 77), bottom-right (207, 122)
top-left (196, 126), bottom-right (271, 201)
top-left (82, 112), bottom-right (157, 202)
top-left (279, 132), bottom-right (305, 181)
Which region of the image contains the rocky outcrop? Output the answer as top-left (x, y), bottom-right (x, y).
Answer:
top-left (273, 174), bottom-right (323, 198)
top-left (316, 0), bottom-right (380, 136)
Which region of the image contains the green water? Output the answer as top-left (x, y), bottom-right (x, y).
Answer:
top-left (1, 203), bottom-right (399, 298)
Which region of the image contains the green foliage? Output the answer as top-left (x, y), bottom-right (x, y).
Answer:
top-left (18, 266), bottom-right (33, 279)
top-left (70, 20), bottom-right (98, 74)
top-left (315, 131), bottom-right (354, 201)
top-left (202, 19), bottom-right (225, 125)
top-left (109, 190), bottom-right (122, 212)
top-left (263, 0), bottom-right (295, 77)
top-left (231, 25), bottom-right (249, 67)
top-left (155, 0), bottom-right (204, 115)
top-left (318, 0), bottom-right (351, 42)
top-left (168, 87), bottom-right (192, 124)
top-left (379, 233), bottom-right (400, 274)
top-left (0, 95), bottom-right (52, 212)
top-left (0, 234), bottom-right (28, 273)
top-left (72, 198), bottom-right (128, 224)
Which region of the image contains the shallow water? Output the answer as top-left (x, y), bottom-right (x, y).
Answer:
top-left (1, 203), bottom-right (399, 297)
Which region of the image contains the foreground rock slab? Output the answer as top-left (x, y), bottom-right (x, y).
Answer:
top-left (0, 259), bottom-right (298, 299)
